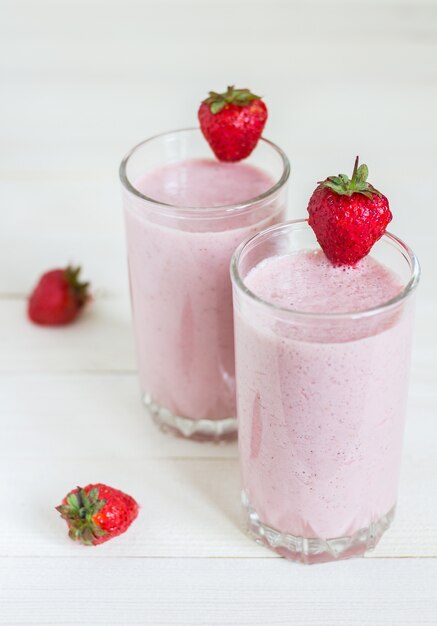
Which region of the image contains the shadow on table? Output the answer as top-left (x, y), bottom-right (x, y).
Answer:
top-left (166, 450), bottom-right (245, 536)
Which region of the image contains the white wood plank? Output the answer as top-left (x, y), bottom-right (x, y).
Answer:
top-left (1, 297), bottom-right (434, 380)
top-left (2, 374), bottom-right (435, 463)
top-left (1, 1), bottom-right (436, 211)
top-left (2, 1), bottom-right (436, 75)
top-left (0, 178), bottom-right (129, 296)
top-left (0, 457), bottom-right (247, 558)
top-left (0, 393), bottom-right (435, 558)
top-left (1, 80), bottom-right (435, 206)
top-left (1, 557), bottom-right (436, 625)
top-left (0, 373), bottom-right (237, 459)
top-left (0, 298), bottom-right (135, 372)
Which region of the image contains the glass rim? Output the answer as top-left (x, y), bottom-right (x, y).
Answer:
top-left (230, 219), bottom-right (421, 320)
top-left (119, 127), bottom-right (290, 213)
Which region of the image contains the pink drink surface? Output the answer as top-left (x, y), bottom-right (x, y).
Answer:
top-left (125, 158), bottom-right (281, 421)
top-left (236, 250), bottom-right (413, 539)
top-left (135, 158), bottom-right (274, 207)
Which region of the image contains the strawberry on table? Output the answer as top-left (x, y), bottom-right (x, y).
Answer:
top-left (56, 484), bottom-right (139, 546)
top-left (307, 157), bottom-right (393, 266)
top-left (198, 85), bottom-right (268, 162)
top-left (28, 265), bottom-right (90, 325)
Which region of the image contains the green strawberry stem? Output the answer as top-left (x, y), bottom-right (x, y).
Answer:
top-left (320, 156), bottom-right (381, 199)
top-left (65, 266), bottom-right (89, 306)
top-left (56, 487), bottom-right (107, 546)
top-left (204, 85), bottom-right (262, 114)
top-left (351, 155), bottom-right (359, 180)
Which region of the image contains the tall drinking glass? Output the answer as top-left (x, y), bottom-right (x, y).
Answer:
top-left (120, 128), bottom-right (290, 441)
top-left (231, 220), bottom-right (420, 563)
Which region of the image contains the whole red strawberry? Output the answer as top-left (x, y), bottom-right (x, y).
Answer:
top-left (198, 85), bottom-right (267, 162)
top-left (56, 484), bottom-right (139, 546)
top-left (28, 266), bottom-right (90, 325)
top-left (307, 157), bottom-right (392, 265)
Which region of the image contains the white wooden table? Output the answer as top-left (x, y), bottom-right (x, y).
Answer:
top-left (1, 1), bottom-right (436, 623)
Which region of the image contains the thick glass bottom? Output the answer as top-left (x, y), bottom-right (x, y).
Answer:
top-left (242, 491), bottom-right (395, 564)
top-left (143, 393), bottom-right (237, 442)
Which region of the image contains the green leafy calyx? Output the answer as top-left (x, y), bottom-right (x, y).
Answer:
top-left (65, 266), bottom-right (90, 306)
top-left (203, 85), bottom-right (262, 114)
top-left (56, 487), bottom-right (107, 546)
top-left (319, 157), bottom-right (382, 199)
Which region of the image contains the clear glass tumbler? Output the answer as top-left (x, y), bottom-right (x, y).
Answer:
top-left (231, 220), bottom-right (420, 563)
top-left (120, 128), bottom-right (290, 441)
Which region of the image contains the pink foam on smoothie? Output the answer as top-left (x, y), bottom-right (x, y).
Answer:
top-left (235, 250), bottom-right (413, 539)
top-left (125, 158), bottom-right (280, 421)
top-left (245, 250), bottom-right (403, 313)
top-left (135, 158), bottom-right (273, 207)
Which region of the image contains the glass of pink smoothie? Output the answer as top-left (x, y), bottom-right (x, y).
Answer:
top-left (231, 220), bottom-right (420, 563)
top-left (120, 128), bottom-right (289, 441)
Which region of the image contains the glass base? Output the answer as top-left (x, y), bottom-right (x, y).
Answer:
top-left (242, 491), bottom-right (395, 564)
top-left (143, 393), bottom-right (237, 442)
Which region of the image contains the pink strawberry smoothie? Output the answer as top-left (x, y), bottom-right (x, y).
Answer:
top-left (124, 158), bottom-right (284, 422)
top-left (235, 250), bottom-right (414, 539)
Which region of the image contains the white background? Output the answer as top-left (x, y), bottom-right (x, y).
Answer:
top-left (1, 0), bottom-right (436, 624)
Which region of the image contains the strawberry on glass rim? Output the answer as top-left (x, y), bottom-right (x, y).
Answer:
top-left (307, 157), bottom-right (393, 266)
top-left (198, 85), bottom-right (268, 162)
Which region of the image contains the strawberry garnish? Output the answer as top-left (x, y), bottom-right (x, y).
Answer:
top-left (307, 157), bottom-right (393, 265)
top-left (198, 85), bottom-right (267, 162)
top-left (56, 484), bottom-right (139, 546)
top-left (28, 265), bottom-right (90, 325)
